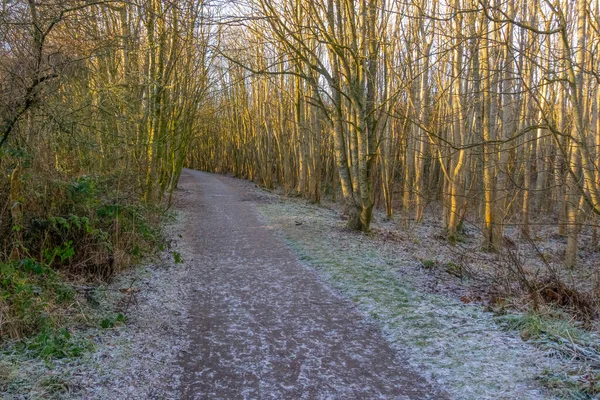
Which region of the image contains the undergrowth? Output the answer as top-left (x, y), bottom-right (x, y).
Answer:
top-left (0, 259), bottom-right (75, 339)
top-left (15, 327), bottom-right (92, 360)
top-left (0, 167), bottom-right (165, 357)
top-left (484, 236), bottom-right (600, 398)
top-left (496, 310), bottom-right (600, 399)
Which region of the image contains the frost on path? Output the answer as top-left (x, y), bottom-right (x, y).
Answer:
top-left (257, 200), bottom-right (559, 400)
top-left (177, 170), bottom-right (447, 399)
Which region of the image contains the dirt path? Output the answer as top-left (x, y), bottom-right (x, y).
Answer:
top-left (178, 169), bottom-right (446, 399)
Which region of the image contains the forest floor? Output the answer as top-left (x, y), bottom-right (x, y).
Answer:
top-left (2, 169), bottom-right (596, 399)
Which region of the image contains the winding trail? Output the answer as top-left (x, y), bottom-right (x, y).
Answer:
top-left (178, 169), bottom-right (446, 399)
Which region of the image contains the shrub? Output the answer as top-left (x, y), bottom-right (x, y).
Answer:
top-left (0, 259), bottom-right (75, 339)
top-left (0, 171), bottom-right (163, 342)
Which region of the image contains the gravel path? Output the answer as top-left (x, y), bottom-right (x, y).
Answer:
top-left (178, 169), bottom-right (447, 399)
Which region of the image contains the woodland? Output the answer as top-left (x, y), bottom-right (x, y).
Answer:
top-left (0, 0), bottom-right (209, 339)
top-left (1, 0), bottom-right (600, 395)
top-left (187, 0), bottom-right (600, 326)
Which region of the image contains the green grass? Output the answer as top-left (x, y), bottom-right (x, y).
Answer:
top-left (0, 259), bottom-right (76, 339)
top-left (539, 367), bottom-right (600, 400)
top-left (497, 311), bottom-right (600, 399)
top-left (16, 327), bottom-right (92, 360)
top-left (497, 311), bottom-right (591, 343)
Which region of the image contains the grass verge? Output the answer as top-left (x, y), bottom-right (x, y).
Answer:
top-left (258, 199), bottom-right (564, 399)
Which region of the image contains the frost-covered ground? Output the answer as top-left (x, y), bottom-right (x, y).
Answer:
top-left (257, 198), bottom-right (562, 400)
top-left (1, 172), bottom-right (588, 399)
top-left (0, 212), bottom-right (194, 400)
top-left (177, 170), bottom-right (447, 399)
